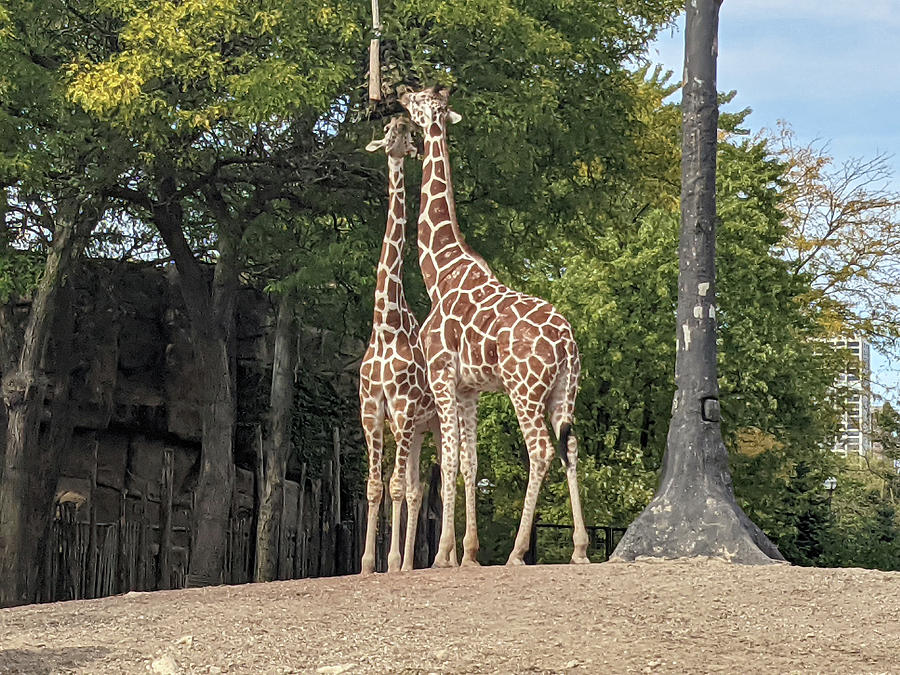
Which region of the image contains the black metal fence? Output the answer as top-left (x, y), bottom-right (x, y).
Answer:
top-left (525, 522), bottom-right (627, 564)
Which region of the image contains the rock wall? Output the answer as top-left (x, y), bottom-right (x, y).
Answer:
top-left (1, 261), bottom-right (371, 599)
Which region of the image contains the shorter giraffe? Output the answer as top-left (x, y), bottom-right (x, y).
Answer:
top-left (359, 117), bottom-right (439, 573)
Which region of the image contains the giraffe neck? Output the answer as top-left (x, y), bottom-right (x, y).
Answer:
top-left (418, 120), bottom-right (492, 304)
top-left (373, 155), bottom-right (409, 327)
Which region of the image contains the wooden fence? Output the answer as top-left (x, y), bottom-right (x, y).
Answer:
top-left (39, 463), bottom-right (444, 603)
top-left (38, 462), bottom-right (625, 603)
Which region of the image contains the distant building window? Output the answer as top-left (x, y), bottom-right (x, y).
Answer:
top-left (829, 334), bottom-right (871, 455)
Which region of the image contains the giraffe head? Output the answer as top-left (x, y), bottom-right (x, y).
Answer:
top-left (365, 116), bottom-right (417, 159)
top-left (398, 86), bottom-right (462, 131)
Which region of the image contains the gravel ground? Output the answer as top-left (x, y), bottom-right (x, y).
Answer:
top-left (1, 558), bottom-right (899, 674)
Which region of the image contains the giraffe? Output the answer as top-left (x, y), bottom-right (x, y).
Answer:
top-left (400, 87), bottom-right (590, 567)
top-left (359, 116), bottom-right (438, 574)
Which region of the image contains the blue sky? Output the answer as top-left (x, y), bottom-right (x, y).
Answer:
top-left (649, 1), bottom-right (900, 174)
top-left (648, 1), bottom-right (900, 399)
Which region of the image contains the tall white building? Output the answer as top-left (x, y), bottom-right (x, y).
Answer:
top-left (830, 335), bottom-right (871, 455)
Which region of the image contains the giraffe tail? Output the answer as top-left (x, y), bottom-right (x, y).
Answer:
top-left (557, 422), bottom-right (572, 468)
top-left (556, 340), bottom-right (579, 469)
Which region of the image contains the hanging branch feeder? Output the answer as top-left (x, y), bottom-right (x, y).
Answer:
top-left (368, 0), bottom-right (382, 102)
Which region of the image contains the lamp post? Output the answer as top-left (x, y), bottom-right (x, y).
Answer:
top-left (824, 476), bottom-right (837, 506)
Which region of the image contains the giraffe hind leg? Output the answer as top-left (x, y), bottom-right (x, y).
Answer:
top-left (458, 393), bottom-right (480, 566)
top-left (430, 367), bottom-right (461, 568)
top-left (506, 398), bottom-right (554, 566)
top-left (550, 385), bottom-right (590, 564)
top-left (360, 394), bottom-right (385, 575)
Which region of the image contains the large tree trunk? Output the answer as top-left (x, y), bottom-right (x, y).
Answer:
top-left (152, 176), bottom-right (239, 587)
top-left (0, 201), bottom-right (100, 607)
top-left (29, 283), bottom-right (78, 603)
top-left (254, 292), bottom-right (297, 582)
top-left (611, 0), bottom-right (783, 565)
top-left (188, 331), bottom-right (237, 586)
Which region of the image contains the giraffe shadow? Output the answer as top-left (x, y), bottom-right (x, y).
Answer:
top-left (0, 646), bottom-right (112, 674)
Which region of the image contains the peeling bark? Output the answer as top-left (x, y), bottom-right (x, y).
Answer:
top-left (612, 0), bottom-right (783, 565)
top-left (151, 175), bottom-right (239, 587)
top-left (255, 292), bottom-right (297, 582)
top-left (0, 200), bottom-right (101, 607)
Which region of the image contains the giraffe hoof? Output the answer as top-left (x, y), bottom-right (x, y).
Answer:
top-left (387, 555), bottom-right (401, 573)
top-left (360, 557), bottom-right (376, 575)
top-left (570, 555), bottom-right (591, 565)
top-left (431, 557), bottom-right (455, 569)
top-left (401, 563), bottom-right (414, 572)
top-left (460, 557), bottom-right (481, 568)
top-left (506, 556), bottom-right (526, 567)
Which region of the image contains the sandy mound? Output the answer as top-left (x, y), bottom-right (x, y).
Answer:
top-left (1, 559), bottom-right (899, 674)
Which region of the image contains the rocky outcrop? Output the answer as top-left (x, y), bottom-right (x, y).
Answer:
top-left (1, 261), bottom-right (370, 601)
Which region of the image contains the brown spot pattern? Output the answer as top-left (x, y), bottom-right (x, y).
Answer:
top-left (400, 87), bottom-right (590, 567)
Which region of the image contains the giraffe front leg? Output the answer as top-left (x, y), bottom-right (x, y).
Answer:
top-left (458, 394), bottom-right (480, 567)
top-left (402, 426), bottom-right (426, 571)
top-left (430, 368), bottom-right (460, 569)
top-left (387, 469), bottom-right (405, 573)
top-left (387, 418), bottom-right (413, 573)
top-left (360, 396), bottom-right (385, 575)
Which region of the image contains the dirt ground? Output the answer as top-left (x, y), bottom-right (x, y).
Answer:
top-left (1, 558), bottom-right (899, 674)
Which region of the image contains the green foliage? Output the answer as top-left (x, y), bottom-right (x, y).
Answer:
top-left (471, 86), bottom-right (851, 567)
top-left (67, 0), bottom-right (361, 144)
top-left (6, 0), bottom-right (897, 572)
top-left (0, 246), bottom-right (42, 303)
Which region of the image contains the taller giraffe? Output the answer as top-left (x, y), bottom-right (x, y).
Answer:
top-left (400, 87), bottom-right (590, 567)
top-left (359, 117), bottom-right (436, 574)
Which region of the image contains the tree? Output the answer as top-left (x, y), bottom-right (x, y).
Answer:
top-left (67, 0), bottom-right (362, 586)
top-left (30, 0), bottom-right (680, 586)
top-left (611, 0), bottom-right (783, 563)
top-left (462, 78), bottom-right (842, 565)
top-left (775, 124), bottom-right (900, 342)
top-left (0, 0), bottom-right (124, 606)
top-left (254, 291), bottom-right (298, 581)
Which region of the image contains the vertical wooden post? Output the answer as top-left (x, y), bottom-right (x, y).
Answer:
top-left (139, 487), bottom-right (149, 590)
top-left (254, 425), bottom-right (264, 577)
top-left (320, 455), bottom-right (335, 577)
top-left (293, 463), bottom-right (307, 579)
top-left (331, 427), bottom-right (343, 573)
top-left (117, 490), bottom-right (128, 593)
top-left (310, 478), bottom-right (322, 577)
top-left (86, 436), bottom-right (99, 598)
top-left (332, 427), bottom-right (341, 527)
top-left (41, 514), bottom-right (55, 603)
top-left (157, 448), bottom-right (174, 590)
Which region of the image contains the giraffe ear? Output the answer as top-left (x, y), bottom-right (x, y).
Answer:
top-left (365, 138), bottom-right (387, 152)
top-left (398, 92), bottom-right (411, 108)
top-left (447, 110), bottom-right (462, 125)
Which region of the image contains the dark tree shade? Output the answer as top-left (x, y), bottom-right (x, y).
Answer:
top-left (611, 0), bottom-right (784, 565)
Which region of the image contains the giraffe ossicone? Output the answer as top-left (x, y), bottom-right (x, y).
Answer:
top-left (401, 86), bottom-right (591, 567)
top-left (358, 116), bottom-right (440, 574)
